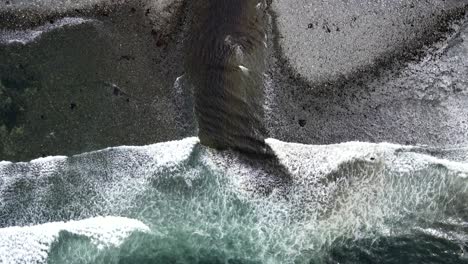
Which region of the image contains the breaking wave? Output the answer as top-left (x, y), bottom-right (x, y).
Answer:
top-left (1, 137), bottom-right (467, 263)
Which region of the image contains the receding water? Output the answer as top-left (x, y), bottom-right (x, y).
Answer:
top-left (1, 138), bottom-right (467, 263)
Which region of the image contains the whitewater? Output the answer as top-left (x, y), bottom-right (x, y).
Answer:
top-left (1, 137), bottom-right (467, 263)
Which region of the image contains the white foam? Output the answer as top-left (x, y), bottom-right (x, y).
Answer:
top-left (262, 138), bottom-right (468, 245)
top-left (0, 0), bottom-right (110, 12)
top-left (238, 65), bottom-right (249, 74)
top-left (0, 17), bottom-right (94, 45)
top-left (0, 137), bottom-right (466, 260)
top-left (266, 138), bottom-right (402, 177)
top-left (30, 155), bottom-right (67, 164)
top-left (0, 137), bottom-right (199, 224)
top-left (392, 152), bottom-right (468, 177)
top-left (1, 137), bottom-right (198, 165)
top-left (80, 136), bottom-right (199, 167)
top-left (267, 138), bottom-right (468, 174)
top-left (0, 216), bottom-right (150, 264)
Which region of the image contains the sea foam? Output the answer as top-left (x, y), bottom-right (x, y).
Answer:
top-left (0, 137), bottom-right (467, 263)
top-left (0, 216), bottom-right (149, 264)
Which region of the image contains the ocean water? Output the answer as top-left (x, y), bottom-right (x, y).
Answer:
top-left (1, 137), bottom-right (467, 263)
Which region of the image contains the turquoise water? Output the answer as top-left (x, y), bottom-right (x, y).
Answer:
top-left (1, 138), bottom-right (467, 263)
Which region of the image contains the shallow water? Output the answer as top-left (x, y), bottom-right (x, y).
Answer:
top-left (1, 138), bottom-right (467, 263)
